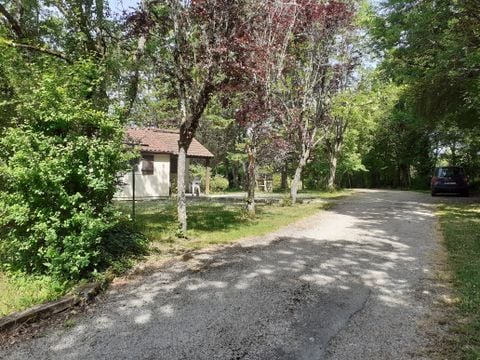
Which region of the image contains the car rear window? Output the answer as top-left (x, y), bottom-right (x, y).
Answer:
top-left (436, 167), bottom-right (464, 177)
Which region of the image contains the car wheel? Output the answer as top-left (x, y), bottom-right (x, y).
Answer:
top-left (462, 191), bottom-right (470, 197)
top-left (431, 190), bottom-right (437, 197)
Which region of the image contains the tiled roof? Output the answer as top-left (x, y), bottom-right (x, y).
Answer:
top-left (125, 128), bottom-right (214, 158)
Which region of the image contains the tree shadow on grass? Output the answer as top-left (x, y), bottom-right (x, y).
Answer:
top-left (133, 203), bottom-right (254, 235)
top-left (3, 190), bottom-right (442, 360)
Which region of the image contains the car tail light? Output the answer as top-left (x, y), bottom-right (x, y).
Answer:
top-left (464, 177), bottom-right (469, 184)
top-left (431, 176), bottom-right (438, 185)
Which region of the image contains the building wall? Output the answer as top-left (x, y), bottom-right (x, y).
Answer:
top-left (115, 154), bottom-right (171, 199)
top-left (115, 155), bottom-right (192, 200)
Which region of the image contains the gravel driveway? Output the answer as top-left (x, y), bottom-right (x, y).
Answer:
top-left (2, 190), bottom-right (444, 359)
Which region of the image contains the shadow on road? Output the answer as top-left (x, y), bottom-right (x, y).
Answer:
top-left (4, 189), bottom-right (441, 360)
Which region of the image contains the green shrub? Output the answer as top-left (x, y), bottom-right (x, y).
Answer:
top-left (188, 165), bottom-right (229, 193)
top-left (188, 164), bottom-right (206, 191)
top-left (210, 175), bottom-right (229, 192)
top-left (0, 60), bottom-right (133, 280)
top-left (279, 194), bottom-right (293, 207)
top-left (189, 164), bottom-right (205, 182)
top-left (100, 221), bottom-right (148, 267)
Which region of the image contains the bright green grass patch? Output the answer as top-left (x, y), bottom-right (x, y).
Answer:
top-left (0, 273), bottom-right (68, 317)
top-left (119, 199), bottom-right (330, 256)
top-left (438, 203), bottom-right (480, 359)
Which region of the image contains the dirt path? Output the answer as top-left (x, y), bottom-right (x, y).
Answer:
top-left (1, 190), bottom-right (443, 359)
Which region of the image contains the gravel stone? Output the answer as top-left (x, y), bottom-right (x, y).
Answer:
top-left (1, 190), bottom-right (448, 359)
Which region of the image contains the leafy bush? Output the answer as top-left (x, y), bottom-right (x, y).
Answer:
top-left (0, 60), bottom-right (133, 280)
top-left (189, 164), bottom-right (205, 182)
top-left (189, 163), bottom-right (206, 191)
top-left (188, 164), bottom-right (229, 193)
top-left (100, 222), bottom-right (148, 265)
top-left (210, 174), bottom-right (229, 192)
top-left (279, 194), bottom-right (293, 207)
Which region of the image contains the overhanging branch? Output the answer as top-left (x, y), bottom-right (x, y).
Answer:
top-left (0, 3), bottom-right (23, 38)
top-left (1, 39), bottom-right (71, 63)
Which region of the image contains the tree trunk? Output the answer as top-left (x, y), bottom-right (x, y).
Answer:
top-left (399, 163), bottom-right (410, 188)
top-left (451, 142), bottom-right (457, 165)
top-left (327, 122), bottom-right (345, 191)
top-left (123, 34), bottom-right (147, 120)
top-left (242, 161), bottom-right (248, 190)
top-left (327, 150), bottom-right (339, 191)
top-left (231, 165), bottom-right (239, 189)
top-left (246, 143), bottom-right (256, 215)
top-left (290, 149), bottom-right (310, 204)
top-left (281, 163), bottom-right (288, 191)
top-left (177, 143), bottom-right (188, 235)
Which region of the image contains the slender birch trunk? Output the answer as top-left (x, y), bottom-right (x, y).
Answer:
top-left (327, 120), bottom-right (346, 191)
top-left (327, 142), bottom-right (342, 191)
top-left (327, 154), bottom-right (338, 191)
top-left (290, 148), bottom-right (310, 204)
top-left (245, 143), bottom-right (256, 215)
top-left (281, 163), bottom-right (288, 191)
top-left (177, 141), bottom-right (188, 235)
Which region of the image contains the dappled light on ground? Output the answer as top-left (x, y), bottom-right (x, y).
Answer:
top-left (3, 190), bottom-right (445, 360)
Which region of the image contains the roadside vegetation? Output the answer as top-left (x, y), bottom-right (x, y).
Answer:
top-left (0, 2), bottom-right (478, 351)
top-left (0, 273), bottom-right (67, 317)
top-left (438, 203), bottom-right (480, 359)
top-left (0, 191), bottom-right (346, 317)
top-left (120, 191), bottom-right (348, 258)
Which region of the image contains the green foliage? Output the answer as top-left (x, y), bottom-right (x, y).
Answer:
top-left (303, 155), bottom-right (330, 190)
top-left (0, 272), bottom-right (68, 317)
top-left (279, 194), bottom-right (293, 207)
top-left (362, 92), bottom-right (432, 188)
top-left (0, 60), bottom-right (133, 280)
top-left (305, 73), bottom-right (400, 189)
top-left (210, 174), bottom-right (229, 193)
top-left (189, 164), bottom-right (229, 193)
top-left (372, 0), bottom-right (480, 127)
top-left (439, 204), bottom-right (480, 359)
top-left (118, 199), bottom-right (328, 253)
top-left (367, 0), bottom-right (480, 188)
top-left (100, 222), bottom-right (149, 270)
top-left (189, 163), bottom-right (205, 182)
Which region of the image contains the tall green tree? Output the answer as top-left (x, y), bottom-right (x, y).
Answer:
top-left (371, 0), bottom-right (480, 125)
top-left (369, 0), bottom-right (480, 182)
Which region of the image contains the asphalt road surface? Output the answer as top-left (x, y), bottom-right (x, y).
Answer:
top-left (2, 190), bottom-right (443, 359)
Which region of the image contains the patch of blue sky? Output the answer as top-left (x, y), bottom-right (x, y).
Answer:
top-left (108, 0), bottom-right (139, 14)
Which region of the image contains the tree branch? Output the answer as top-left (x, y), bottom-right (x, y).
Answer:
top-left (0, 3), bottom-right (23, 38)
top-left (1, 39), bottom-right (71, 63)
top-left (122, 34), bottom-right (147, 120)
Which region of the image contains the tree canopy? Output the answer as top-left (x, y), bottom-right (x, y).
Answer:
top-left (1, 0), bottom-right (479, 281)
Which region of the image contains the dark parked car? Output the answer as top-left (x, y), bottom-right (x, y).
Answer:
top-left (431, 166), bottom-right (469, 196)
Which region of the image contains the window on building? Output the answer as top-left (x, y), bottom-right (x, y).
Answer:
top-left (141, 154), bottom-right (154, 175)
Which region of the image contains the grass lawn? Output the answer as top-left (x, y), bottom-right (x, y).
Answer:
top-left (438, 203), bottom-right (480, 359)
top-left (0, 273), bottom-right (67, 317)
top-left (0, 190), bottom-right (346, 318)
top-left (119, 191), bottom-right (348, 257)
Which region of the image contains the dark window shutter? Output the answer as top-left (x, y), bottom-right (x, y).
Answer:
top-left (141, 155), bottom-right (154, 175)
